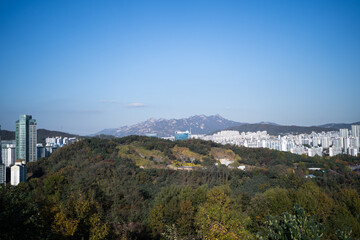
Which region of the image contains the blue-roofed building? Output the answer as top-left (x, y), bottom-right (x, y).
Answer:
top-left (145, 133), bottom-right (158, 138)
top-left (174, 131), bottom-right (191, 141)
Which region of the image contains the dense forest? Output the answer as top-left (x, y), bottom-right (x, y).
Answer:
top-left (1, 136), bottom-right (360, 239)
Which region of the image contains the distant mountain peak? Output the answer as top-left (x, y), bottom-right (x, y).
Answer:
top-left (147, 117), bottom-right (157, 122)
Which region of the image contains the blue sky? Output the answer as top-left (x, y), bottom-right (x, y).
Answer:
top-left (1, 0), bottom-right (359, 135)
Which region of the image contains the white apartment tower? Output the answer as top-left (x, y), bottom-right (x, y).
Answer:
top-left (351, 125), bottom-right (360, 137)
top-left (11, 161), bottom-right (27, 186)
top-left (340, 128), bottom-right (349, 138)
top-left (2, 144), bottom-right (15, 167)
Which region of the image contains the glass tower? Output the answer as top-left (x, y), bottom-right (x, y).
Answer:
top-left (0, 124), bottom-right (2, 163)
top-left (15, 115), bottom-right (37, 163)
top-left (0, 125), bottom-right (4, 185)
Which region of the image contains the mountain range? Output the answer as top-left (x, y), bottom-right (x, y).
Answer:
top-left (318, 122), bottom-right (360, 129)
top-left (95, 114), bottom-right (360, 137)
top-left (96, 114), bottom-right (244, 137)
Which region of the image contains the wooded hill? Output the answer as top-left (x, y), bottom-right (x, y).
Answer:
top-left (0, 129), bottom-right (78, 144)
top-left (1, 136), bottom-right (360, 239)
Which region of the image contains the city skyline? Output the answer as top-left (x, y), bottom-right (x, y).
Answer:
top-left (1, 0), bottom-right (360, 134)
top-left (1, 113), bottom-right (360, 137)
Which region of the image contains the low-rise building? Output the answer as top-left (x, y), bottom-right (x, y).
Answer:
top-left (174, 131), bottom-right (191, 140)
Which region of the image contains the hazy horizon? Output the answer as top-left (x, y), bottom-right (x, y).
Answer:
top-left (1, 0), bottom-right (360, 134)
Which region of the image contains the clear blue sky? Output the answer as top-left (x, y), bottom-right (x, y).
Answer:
top-left (1, 0), bottom-right (359, 135)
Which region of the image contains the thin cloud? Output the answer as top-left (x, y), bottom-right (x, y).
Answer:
top-left (100, 99), bottom-right (119, 104)
top-left (126, 102), bottom-right (147, 108)
top-left (63, 110), bottom-right (105, 114)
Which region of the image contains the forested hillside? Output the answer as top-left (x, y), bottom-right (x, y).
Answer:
top-left (1, 136), bottom-right (360, 239)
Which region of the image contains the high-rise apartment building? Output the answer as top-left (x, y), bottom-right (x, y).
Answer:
top-left (15, 115), bottom-right (37, 163)
top-left (10, 161), bottom-right (26, 186)
top-left (0, 125), bottom-right (5, 185)
top-left (0, 164), bottom-right (5, 185)
top-left (352, 125), bottom-right (360, 137)
top-left (339, 128), bottom-right (349, 138)
top-left (2, 144), bottom-right (15, 167)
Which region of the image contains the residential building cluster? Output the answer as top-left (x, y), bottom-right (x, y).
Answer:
top-left (0, 115), bottom-right (77, 186)
top-left (37, 136), bottom-right (77, 159)
top-left (191, 125), bottom-right (360, 158)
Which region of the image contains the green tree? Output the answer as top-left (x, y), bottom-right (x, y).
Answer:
top-left (195, 186), bottom-right (253, 239)
top-left (51, 192), bottom-right (109, 240)
top-left (149, 185), bottom-right (200, 238)
top-left (260, 205), bottom-right (324, 240)
top-left (248, 188), bottom-right (292, 232)
top-left (295, 181), bottom-right (333, 221)
top-left (0, 185), bottom-right (46, 240)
